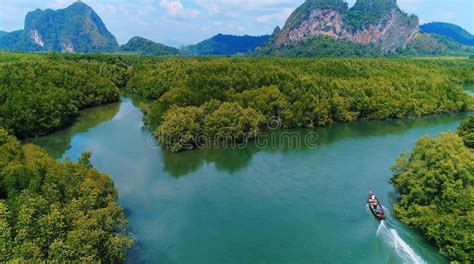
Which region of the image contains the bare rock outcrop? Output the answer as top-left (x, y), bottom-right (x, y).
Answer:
top-left (274, 0), bottom-right (419, 52)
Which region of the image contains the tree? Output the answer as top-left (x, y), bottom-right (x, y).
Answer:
top-left (133, 58), bottom-right (473, 152)
top-left (391, 132), bottom-right (474, 262)
top-left (0, 129), bottom-right (132, 262)
top-left (458, 116), bottom-right (474, 148)
top-left (156, 102), bottom-right (265, 152)
top-left (0, 60), bottom-right (120, 138)
top-left (204, 102), bottom-right (265, 143)
top-left (156, 106), bottom-right (205, 152)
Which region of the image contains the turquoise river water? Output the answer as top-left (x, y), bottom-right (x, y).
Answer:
top-left (29, 92), bottom-right (472, 263)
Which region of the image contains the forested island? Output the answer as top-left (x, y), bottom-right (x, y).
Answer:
top-left (0, 51), bottom-right (473, 262)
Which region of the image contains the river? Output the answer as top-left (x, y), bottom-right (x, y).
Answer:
top-left (28, 93), bottom-right (472, 263)
top-left (465, 83), bottom-right (474, 96)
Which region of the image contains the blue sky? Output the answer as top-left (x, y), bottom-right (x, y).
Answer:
top-left (0, 0), bottom-right (473, 46)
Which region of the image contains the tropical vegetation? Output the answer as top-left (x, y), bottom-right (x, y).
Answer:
top-left (0, 129), bottom-right (132, 262)
top-left (126, 57), bottom-right (474, 152)
top-left (0, 56), bottom-right (129, 138)
top-left (391, 116), bottom-right (474, 262)
top-left (0, 50), bottom-right (472, 262)
top-left (0, 52), bottom-right (134, 262)
top-left (1, 52), bottom-right (472, 154)
top-left (256, 35), bottom-right (383, 57)
top-left (458, 116), bottom-right (474, 148)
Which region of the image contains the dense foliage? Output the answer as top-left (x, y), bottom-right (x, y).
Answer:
top-left (420, 22), bottom-right (474, 46)
top-left (0, 129), bottom-right (132, 262)
top-left (126, 57), bottom-right (474, 151)
top-left (260, 33), bottom-right (474, 58)
top-left (256, 35), bottom-right (383, 57)
top-left (120, 36), bottom-right (179, 56)
top-left (181, 34), bottom-right (271, 56)
top-left (0, 58), bottom-right (125, 138)
top-left (458, 116), bottom-right (474, 148)
top-left (157, 101), bottom-right (265, 152)
top-left (391, 117), bottom-right (474, 262)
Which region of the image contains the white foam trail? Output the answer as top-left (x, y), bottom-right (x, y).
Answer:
top-left (377, 221), bottom-right (425, 264)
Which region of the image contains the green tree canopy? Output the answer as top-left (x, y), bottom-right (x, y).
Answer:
top-left (126, 57), bottom-right (473, 152)
top-left (0, 60), bottom-right (122, 138)
top-left (458, 116), bottom-right (474, 148)
top-left (0, 129), bottom-right (132, 262)
top-left (391, 131), bottom-right (474, 262)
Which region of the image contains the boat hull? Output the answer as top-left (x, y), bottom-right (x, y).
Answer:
top-left (368, 193), bottom-right (385, 220)
top-left (369, 201), bottom-right (385, 220)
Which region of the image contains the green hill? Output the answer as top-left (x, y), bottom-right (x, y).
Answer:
top-left (397, 33), bottom-right (474, 56)
top-left (120, 37), bottom-right (179, 56)
top-left (255, 35), bottom-right (383, 57)
top-left (420, 22), bottom-right (474, 46)
top-left (181, 34), bottom-right (270, 56)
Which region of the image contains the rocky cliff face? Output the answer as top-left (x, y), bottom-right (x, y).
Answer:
top-left (0, 2), bottom-right (118, 53)
top-left (275, 0), bottom-right (419, 52)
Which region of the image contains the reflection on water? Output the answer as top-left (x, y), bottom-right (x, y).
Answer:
top-left (31, 97), bottom-right (471, 177)
top-left (25, 102), bottom-right (120, 159)
top-left (465, 83), bottom-right (474, 96)
top-left (30, 97), bottom-right (471, 263)
top-left (162, 113), bottom-right (469, 177)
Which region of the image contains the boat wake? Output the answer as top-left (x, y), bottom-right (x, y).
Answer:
top-left (377, 220), bottom-right (425, 264)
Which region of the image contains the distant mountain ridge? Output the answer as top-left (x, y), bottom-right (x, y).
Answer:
top-left (120, 36), bottom-right (179, 56)
top-left (398, 33), bottom-right (474, 56)
top-left (181, 34), bottom-right (271, 56)
top-left (420, 22), bottom-right (474, 46)
top-left (0, 2), bottom-right (118, 53)
top-left (0, 1), bottom-right (472, 57)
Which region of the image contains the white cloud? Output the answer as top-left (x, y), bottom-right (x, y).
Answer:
top-left (160, 0), bottom-right (200, 18)
top-left (195, 0), bottom-right (220, 14)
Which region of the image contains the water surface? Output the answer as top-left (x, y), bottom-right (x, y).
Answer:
top-left (30, 98), bottom-right (471, 263)
top-left (465, 83), bottom-right (474, 96)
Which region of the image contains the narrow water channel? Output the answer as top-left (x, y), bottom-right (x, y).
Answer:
top-left (29, 97), bottom-right (471, 263)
